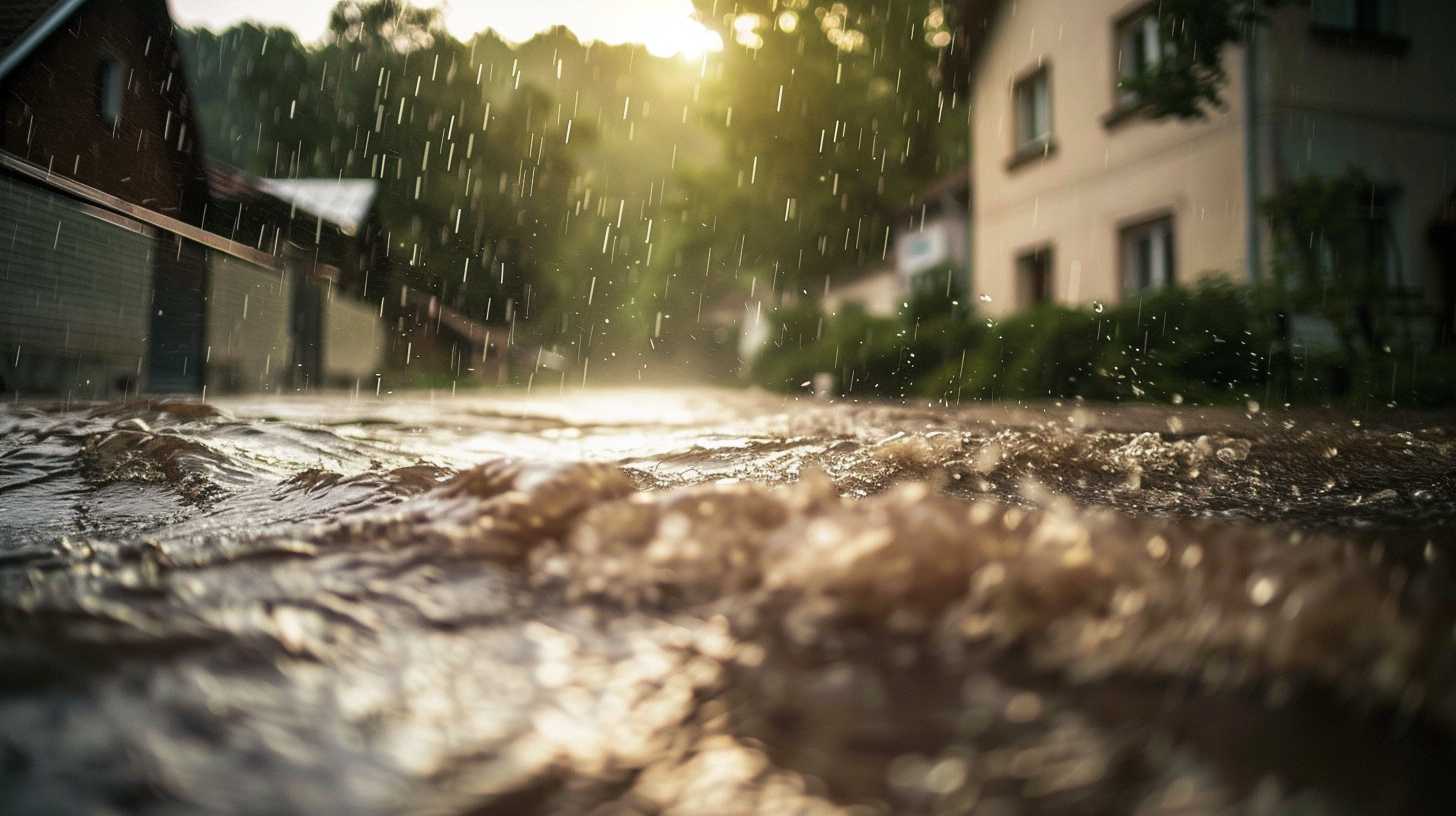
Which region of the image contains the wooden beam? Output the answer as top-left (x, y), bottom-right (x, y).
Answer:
top-left (0, 150), bottom-right (281, 270)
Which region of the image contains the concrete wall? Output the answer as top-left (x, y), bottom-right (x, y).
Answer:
top-left (322, 291), bottom-right (385, 384)
top-left (824, 267), bottom-right (901, 318)
top-left (970, 0), bottom-right (1251, 317)
top-left (205, 257), bottom-right (387, 393)
top-left (205, 255), bottom-right (291, 394)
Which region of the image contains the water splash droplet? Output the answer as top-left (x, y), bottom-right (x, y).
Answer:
top-left (1248, 575), bottom-right (1279, 606)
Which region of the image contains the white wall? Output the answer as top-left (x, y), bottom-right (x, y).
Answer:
top-left (824, 267), bottom-right (901, 318)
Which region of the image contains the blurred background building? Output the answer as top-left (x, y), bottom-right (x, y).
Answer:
top-left (959, 0), bottom-right (1456, 342)
top-left (822, 170), bottom-right (971, 320)
top-left (0, 0), bottom-right (386, 398)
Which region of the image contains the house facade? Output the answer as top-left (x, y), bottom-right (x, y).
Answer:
top-left (1, 0), bottom-right (214, 395)
top-left (822, 170), bottom-right (972, 320)
top-left (0, 0), bottom-right (387, 397)
top-left (963, 0), bottom-right (1456, 330)
top-left (0, 0), bottom-right (210, 221)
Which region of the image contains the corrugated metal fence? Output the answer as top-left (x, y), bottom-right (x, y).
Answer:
top-left (0, 172), bottom-right (153, 397)
top-left (0, 154), bottom-right (384, 398)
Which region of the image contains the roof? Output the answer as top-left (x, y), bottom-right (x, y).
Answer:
top-left (0, 0), bottom-right (89, 81)
top-left (893, 166), bottom-right (971, 223)
top-left (257, 178), bottom-right (380, 235)
top-left (204, 162), bottom-right (263, 202)
top-left (206, 162), bottom-right (379, 236)
top-left (0, 1), bottom-right (57, 52)
top-left (922, 166), bottom-right (971, 202)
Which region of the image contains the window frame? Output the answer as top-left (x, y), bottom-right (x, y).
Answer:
top-left (1311, 0), bottom-right (1399, 34)
top-left (97, 57), bottom-right (126, 129)
top-left (1118, 213), bottom-right (1177, 296)
top-left (1006, 63), bottom-right (1055, 171)
top-left (1308, 0), bottom-right (1410, 55)
top-left (1015, 244), bottom-right (1055, 308)
top-left (1112, 3), bottom-right (1165, 107)
top-left (1104, 1), bottom-right (1181, 129)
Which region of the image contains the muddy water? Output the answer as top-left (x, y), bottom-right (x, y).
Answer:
top-left (2, 389), bottom-right (1455, 814)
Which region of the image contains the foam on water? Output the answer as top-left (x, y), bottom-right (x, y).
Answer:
top-left (1, 390), bottom-right (1455, 814)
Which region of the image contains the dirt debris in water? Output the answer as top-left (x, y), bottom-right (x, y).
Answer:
top-left (2, 390), bottom-right (1455, 815)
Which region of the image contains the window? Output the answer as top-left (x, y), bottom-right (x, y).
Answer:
top-left (1016, 246), bottom-right (1053, 307)
top-left (1120, 216), bottom-right (1175, 294)
top-left (1012, 67), bottom-right (1051, 153)
top-left (1316, 187), bottom-right (1406, 291)
top-left (1370, 191), bottom-right (1406, 291)
top-left (1114, 8), bottom-right (1170, 108)
top-left (1312, 0), bottom-right (1399, 35)
top-left (97, 59), bottom-right (125, 127)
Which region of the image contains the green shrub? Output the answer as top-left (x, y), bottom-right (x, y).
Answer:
top-left (917, 280), bottom-right (1272, 404)
top-left (749, 299), bottom-right (985, 398)
top-left (1284, 348), bottom-right (1456, 409)
top-left (1089, 280), bottom-right (1273, 403)
top-left (921, 305), bottom-right (1098, 403)
top-left (748, 278), bottom-right (1451, 407)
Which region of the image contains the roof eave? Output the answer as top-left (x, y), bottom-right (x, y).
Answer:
top-left (957, 0), bottom-right (1005, 73)
top-left (0, 0), bottom-right (92, 82)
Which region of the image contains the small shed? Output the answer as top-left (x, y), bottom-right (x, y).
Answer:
top-left (204, 165), bottom-right (387, 393)
top-left (0, 0), bottom-right (216, 397)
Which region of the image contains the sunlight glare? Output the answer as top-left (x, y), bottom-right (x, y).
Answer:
top-left (170, 1), bottom-right (722, 58)
top-left (645, 16), bottom-right (723, 60)
top-left (443, 0), bottom-right (722, 60)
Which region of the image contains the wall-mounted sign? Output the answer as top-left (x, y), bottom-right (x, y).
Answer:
top-left (896, 224), bottom-right (948, 278)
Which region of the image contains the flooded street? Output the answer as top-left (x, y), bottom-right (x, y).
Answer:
top-left (2, 389), bottom-right (1456, 814)
top-left (2, 0), bottom-right (1453, 808)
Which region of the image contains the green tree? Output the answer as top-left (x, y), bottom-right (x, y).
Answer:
top-left (684, 0), bottom-right (967, 325)
top-left (327, 0), bottom-right (442, 50)
top-left (1114, 0), bottom-right (1282, 120)
top-left (1264, 169), bottom-right (1399, 365)
top-left (181, 3), bottom-right (607, 376)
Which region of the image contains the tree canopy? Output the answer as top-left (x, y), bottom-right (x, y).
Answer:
top-left (1116, 0), bottom-right (1281, 119)
top-left (177, 0), bottom-right (1272, 382)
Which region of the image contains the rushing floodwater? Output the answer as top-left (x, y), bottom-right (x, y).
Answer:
top-left (2, 389), bottom-right (1455, 814)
